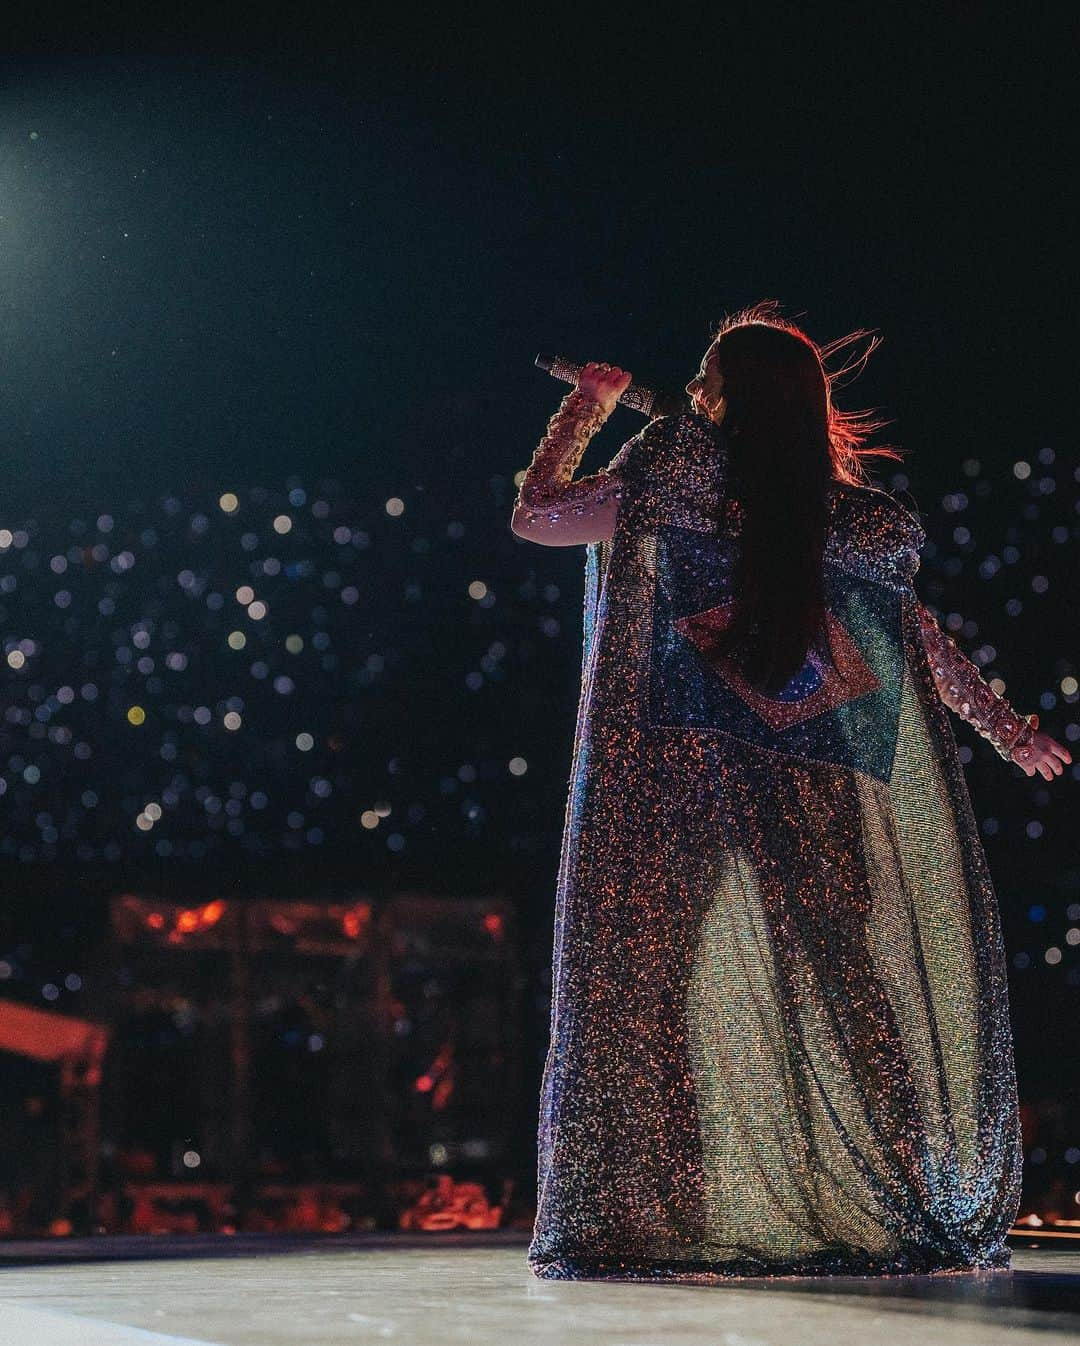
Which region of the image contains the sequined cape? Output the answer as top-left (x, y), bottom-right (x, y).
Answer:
top-left (526, 407), bottom-right (1024, 1280)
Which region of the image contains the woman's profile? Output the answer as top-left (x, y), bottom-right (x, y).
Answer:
top-left (510, 299), bottom-right (1070, 1279)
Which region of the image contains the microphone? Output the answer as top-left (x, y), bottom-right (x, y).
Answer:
top-left (535, 353), bottom-right (693, 419)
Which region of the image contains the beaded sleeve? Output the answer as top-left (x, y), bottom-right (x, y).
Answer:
top-left (915, 600), bottom-right (1037, 764)
top-left (512, 389), bottom-right (627, 533)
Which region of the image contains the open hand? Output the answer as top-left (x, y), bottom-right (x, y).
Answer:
top-left (576, 361), bottom-right (632, 415)
top-left (1013, 713), bottom-right (1072, 780)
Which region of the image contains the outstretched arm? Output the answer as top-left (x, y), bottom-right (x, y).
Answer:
top-left (914, 599), bottom-right (1070, 777)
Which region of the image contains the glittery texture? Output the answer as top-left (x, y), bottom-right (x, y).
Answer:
top-left (511, 389), bottom-right (624, 546)
top-left (525, 407), bottom-right (1024, 1281)
top-left (673, 602), bottom-right (882, 733)
top-left (915, 601), bottom-right (1037, 762)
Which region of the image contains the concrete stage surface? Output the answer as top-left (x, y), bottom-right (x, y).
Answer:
top-left (0, 1232), bottom-right (1078, 1345)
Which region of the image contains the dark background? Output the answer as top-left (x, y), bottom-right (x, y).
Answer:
top-left (2, 7), bottom-right (1074, 512)
top-left (0, 4), bottom-right (1076, 1216)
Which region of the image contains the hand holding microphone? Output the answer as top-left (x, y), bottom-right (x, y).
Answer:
top-left (576, 361), bottom-right (633, 415)
top-left (535, 352), bottom-right (692, 419)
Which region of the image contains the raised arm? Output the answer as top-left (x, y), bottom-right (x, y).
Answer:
top-left (511, 363), bottom-right (647, 547)
top-left (915, 599), bottom-right (1037, 765)
top-left (510, 387), bottom-right (627, 547)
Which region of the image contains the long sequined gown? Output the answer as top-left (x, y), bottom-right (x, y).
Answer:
top-left (512, 390), bottom-right (1037, 1280)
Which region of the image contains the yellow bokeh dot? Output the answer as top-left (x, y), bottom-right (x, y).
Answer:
top-left (385, 497), bottom-right (405, 517)
top-left (468, 580), bottom-right (488, 600)
top-left (219, 493), bottom-right (239, 513)
top-left (1062, 676), bottom-right (1078, 696)
top-left (228, 631), bottom-right (246, 650)
top-left (127, 705), bottom-right (146, 726)
top-left (360, 810), bottom-right (380, 829)
top-left (285, 634), bottom-right (304, 653)
top-left (273, 514), bottom-right (293, 534)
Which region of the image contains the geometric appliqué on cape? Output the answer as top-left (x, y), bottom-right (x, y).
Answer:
top-left (673, 600), bottom-right (881, 731)
top-left (646, 522), bottom-right (906, 782)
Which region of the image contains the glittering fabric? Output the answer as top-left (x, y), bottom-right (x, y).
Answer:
top-left (916, 602), bottom-right (1038, 762)
top-left (526, 407), bottom-right (1024, 1281)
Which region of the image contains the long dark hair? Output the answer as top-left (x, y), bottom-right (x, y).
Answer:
top-left (705, 300), bottom-right (906, 694)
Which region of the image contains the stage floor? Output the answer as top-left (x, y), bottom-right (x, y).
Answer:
top-left (0, 1233), bottom-right (1078, 1345)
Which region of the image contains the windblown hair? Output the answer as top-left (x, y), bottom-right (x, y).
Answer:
top-left (705, 299), bottom-right (906, 694)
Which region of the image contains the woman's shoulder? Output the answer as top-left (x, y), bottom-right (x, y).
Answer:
top-left (617, 410), bottom-right (720, 449)
top-left (828, 479), bottom-right (925, 537)
top-left (826, 480), bottom-right (926, 584)
top-left (652, 409), bottom-right (726, 441)
top-left (643, 410), bottom-right (727, 469)
top-left (607, 410), bottom-right (723, 477)
top-left (606, 412), bottom-right (726, 529)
